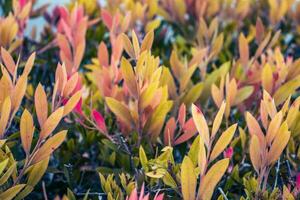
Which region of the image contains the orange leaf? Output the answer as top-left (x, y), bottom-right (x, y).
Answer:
top-left (39, 107), bottom-right (64, 140)
top-left (0, 97), bottom-right (11, 137)
top-left (1, 47), bottom-right (15, 75)
top-left (35, 84), bottom-right (48, 127)
top-left (20, 109), bottom-right (34, 154)
top-left (63, 90), bottom-right (82, 116)
top-left (239, 33), bottom-right (249, 66)
top-left (249, 135), bottom-right (261, 173)
top-left (210, 124), bottom-right (237, 161)
top-left (191, 104), bottom-right (210, 147)
top-left (32, 130), bottom-right (67, 164)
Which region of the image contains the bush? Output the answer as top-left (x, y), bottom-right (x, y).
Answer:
top-left (0, 0), bottom-right (300, 199)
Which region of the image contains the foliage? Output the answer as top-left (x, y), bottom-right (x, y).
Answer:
top-left (1, 0), bottom-right (300, 199)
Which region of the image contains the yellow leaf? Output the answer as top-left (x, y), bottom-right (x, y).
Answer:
top-left (201, 62), bottom-right (230, 102)
top-left (211, 101), bottom-right (226, 138)
top-left (210, 124), bottom-right (237, 161)
top-left (106, 97), bottom-right (133, 128)
top-left (261, 63), bottom-right (273, 94)
top-left (0, 96), bottom-right (11, 137)
top-left (144, 101), bottom-right (173, 139)
top-left (191, 104), bottom-right (210, 147)
top-left (39, 107), bottom-right (64, 140)
top-left (180, 64), bottom-right (197, 93)
top-left (27, 157), bottom-right (49, 186)
top-left (273, 75), bottom-right (300, 106)
top-left (32, 130), bottom-right (67, 164)
top-left (181, 156), bottom-right (196, 200)
top-left (63, 90), bottom-right (82, 116)
top-left (233, 86), bottom-right (254, 106)
top-left (139, 82), bottom-right (159, 109)
top-left (198, 158), bottom-right (229, 200)
top-left (140, 30), bottom-right (154, 52)
top-left (266, 111), bottom-right (282, 145)
top-left (211, 84), bottom-right (223, 108)
top-left (35, 84), bottom-right (48, 127)
top-left (267, 122), bottom-right (290, 165)
top-left (181, 82), bottom-right (204, 107)
top-left (249, 135), bottom-right (261, 173)
top-left (0, 184), bottom-right (26, 200)
top-left (20, 109), bottom-right (34, 154)
top-left (198, 137), bottom-right (207, 176)
top-left (121, 33), bottom-right (135, 58)
top-left (132, 30), bottom-right (140, 58)
top-left (139, 146), bottom-right (148, 170)
top-left (23, 52), bottom-right (35, 76)
top-left (121, 57), bottom-right (138, 97)
top-left (146, 168), bottom-right (166, 179)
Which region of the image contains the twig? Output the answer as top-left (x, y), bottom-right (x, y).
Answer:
top-left (42, 181), bottom-right (48, 200)
top-left (273, 158), bottom-right (280, 190)
top-left (218, 187), bottom-right (229, 200)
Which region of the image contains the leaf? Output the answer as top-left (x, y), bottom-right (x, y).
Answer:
top-left (181, 156), bottom-right (196, 200)
top-left (92, 110), bottom-right (107, 134)
top-left (174, 119), bottom-right (197, 145)
top-left (198, 158), bottom-right (229, 200)
top-left (139, 146), bottom-right (148, 170)
top-left (164, 118), bottom-right (176, 146)
top-left (139, 82), bottom-right (159, 109)
top-left (132, 30), bottom-right (140, 58)
top-left (0, 163), bottom-right (16, 185)
top-left (211, 101), bottom-right (226, 138)
top-left (32, 130), bottom-right (67, 164)
top-left (261, 63), bottom-right (273, 94)
top-left (27, 157), bottom-right (49, 186)
top-left (14, 186), bottom-right (34, 200)
top-left (273, 75), bottom-right (300, 106)
top-left (12, 75), bottom-right (27, 113)
top-left (266, 111), bottom-right (282, 144)
top-left (97, 42), bottom-right (109, 67)
top-left (181, 82), bottom-right (204, 107)
top-left (0, 184), bottom-right (26, 200)
top-left (63, 72), bottom-right (79, 97)
top-left (267, 122), bottom-right (290, 165)
top-left (233, 86), bottom-right (254, 106)
top-left (249, 135), bottom-right (261, 173)
top-left (63, 90), bottom-right (82, 116)
top-left (0, 96), bottom-right (11, 137)
top-left (256, 17), bottom-right (265, 43)
top-left (239, 33), bottom-right (249, 66)
top-left (35, 84), bottom-right (48, 127)
top-left (122, 33), bottom-right (135, 58)
top-left (23, 52), bottom-right (35, 76)
top-left (245, 112), bottom-right (265, 146)
top-left (0, 159), bottom-right (9, 175)
top-left (121, 57), bottom-right (138, 97)
top-left (141, 30), bottom-right (154, 52)
top-left (1, 47), bottom-right (15, 75)
top-left (201, 62), bottom-right (230, 102)
top-left (191, 104), bottom-right (210, 147)
top-left (20, 109), bottom-right (34, 154)
top-left (40, 107), bottom-right (64, 140)
top-left (106, 97), bottom-right (133, 128)
top-left (210, 124), bottom-right (237, 161)
top-left (198, 136), bottom-right (207, 176)
top-left (144, 101), bottom-right (173, 139)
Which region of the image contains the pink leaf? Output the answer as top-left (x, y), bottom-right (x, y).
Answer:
top-left (92, 110), bottom-right (107, 134)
